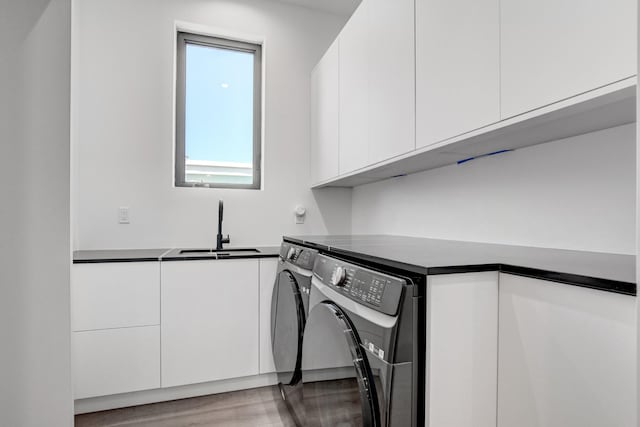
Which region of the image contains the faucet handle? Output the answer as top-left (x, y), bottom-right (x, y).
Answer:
top-left (222, 235), bottom-right (230, 245)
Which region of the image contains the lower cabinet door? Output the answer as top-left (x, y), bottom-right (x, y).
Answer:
top-left (161, 259), bottom-right (260, 388)
top-left (73, 326), bottom-right (160, 399)
top-left (498, 274), bottom-right (636, 427)
top-left (259, 258), bottom-right (278, 374)
top-left (427, 272), bottom-right (499, 427)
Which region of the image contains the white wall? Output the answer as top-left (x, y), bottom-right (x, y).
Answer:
top-left (0, 0), bottom-right (72, 425)
top-left (72, 0), bottom-right (352, 250)
top-left (353, 123), bottom-right (636, 254)
top-left (636, 2), bottom-right (640, 420)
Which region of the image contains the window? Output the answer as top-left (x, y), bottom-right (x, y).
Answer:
top-left (175, 32), bottom-right (262, 189)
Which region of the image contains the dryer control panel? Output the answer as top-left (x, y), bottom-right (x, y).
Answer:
top-left (313, 254), bottom-right (405, 316)
top-left (279, 242), bottom-right (317, 270)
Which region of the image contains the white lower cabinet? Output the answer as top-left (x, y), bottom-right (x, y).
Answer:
top-left (426, 272), bottom-right (499, 427)
top-left (71, 262), bottom-right (161, 400)
top-left (73, 258), bottom-right (274, 401)
top-left (497, 273), bottom-right (636, 427)
top-left (161, 259), bottom-right (260, 388)
top-left (258, 258), bottom-right (278, 374)
top-left (73, 326), bottom-right (160, 399)
top-left (73, 256), bottom-right (635, 423)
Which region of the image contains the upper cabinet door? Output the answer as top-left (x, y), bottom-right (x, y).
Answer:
top-left (310, 39), bottom-right (340, 184)
top-left (339, 4), bottom-right (370, 175)
top-left (416, 0), bottom-right (500, 148)
top-left (368, 0), bottom-right (416, 163)
top-left (501, 0), bottom-right (637, 119)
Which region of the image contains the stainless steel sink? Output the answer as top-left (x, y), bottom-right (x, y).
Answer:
top-left (179, 248), bottom-right (261, 255)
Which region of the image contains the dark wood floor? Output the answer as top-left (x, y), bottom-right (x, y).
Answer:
top-left (75, 386), bottom-right (298, 427)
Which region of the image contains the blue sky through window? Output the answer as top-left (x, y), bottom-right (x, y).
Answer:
top-left (185, 43), bottom-right (254, 164)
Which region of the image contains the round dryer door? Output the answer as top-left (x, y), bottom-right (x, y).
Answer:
top-left (271, 269), bottom-right (306, 386)
top-left (301, 302), bottom-right (380, 427)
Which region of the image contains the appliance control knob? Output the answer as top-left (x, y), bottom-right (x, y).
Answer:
top-left (330, 266), bottom-right (346, 287)
top-left (287, 247), bottom-right (296, 261)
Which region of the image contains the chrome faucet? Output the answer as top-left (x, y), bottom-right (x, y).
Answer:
top-left (216, 200), bottom-right (230, 250)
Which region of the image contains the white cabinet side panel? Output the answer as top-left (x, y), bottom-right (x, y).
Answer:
top-left (498, 274), bottom-right (636, 427)
top-left (73, 326), bottom-right (160, 399)
top-left (427, 271), bottom-right (499, 427)
top-left (72, 262), bottom-right (160, 331)
top-left (161, 259), bottom-right (259, 388)
top-left (416, 0), bottom-right (500, 148)
top-left (259, 258), bottom-right (279, 374)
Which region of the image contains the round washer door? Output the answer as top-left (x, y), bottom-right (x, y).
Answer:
top-left (301, 302), bottom-right (380, 427)
top-left (271, 269), bottom-right (306, 386)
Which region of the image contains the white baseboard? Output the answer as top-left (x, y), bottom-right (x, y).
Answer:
top-left (74, 373), bottom-right (279, 414)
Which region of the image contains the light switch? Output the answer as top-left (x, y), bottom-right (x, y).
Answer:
top-left (118, 207), bottom-right (130, 224)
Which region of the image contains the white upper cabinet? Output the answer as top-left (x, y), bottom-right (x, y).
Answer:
top-left (367, 0), bottom-right (415, 163)
top-left (416, 0), bottom-right (500, 148)
top-left (500, 0), bottom-right (637, 118)
top-left (339, 4), bottom-right (370, 175)
top-left (338, 0), bottom-right (415, 176)
top-left (311, 0), bottom-right (636, 187)
top-left (311, 39), bottom-right (340, 184)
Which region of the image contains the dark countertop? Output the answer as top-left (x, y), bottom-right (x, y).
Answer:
top-left (73, 246), bottom-right (280, 264)
top-left (284, 235), bottom-right (636, 296)
top-left (73, 249), bottom-right (170, 263)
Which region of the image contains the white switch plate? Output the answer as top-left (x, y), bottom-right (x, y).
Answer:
top-left (118, 207), bottom-right (130, 224)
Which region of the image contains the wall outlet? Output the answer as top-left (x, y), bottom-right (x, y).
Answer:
top-left (118, 207), bottom-right (130, 224)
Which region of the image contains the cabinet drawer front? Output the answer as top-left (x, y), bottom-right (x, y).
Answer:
top-left (161, 259), bottom-right (259, 388)
top-left (73, 326), bottom-right (160, 399)
top-left (72, 262), bottom-right (160, 331)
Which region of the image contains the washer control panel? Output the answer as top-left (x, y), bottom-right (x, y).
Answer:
top-left (279, 242), bottom-right (318, 270)
top-left (313, 254), bottom-right (405, 316)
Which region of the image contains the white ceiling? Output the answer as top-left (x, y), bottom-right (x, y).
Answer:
top-left (273, 0), bottom-right (361, 16)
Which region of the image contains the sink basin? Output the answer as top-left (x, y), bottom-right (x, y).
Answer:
top-left (179, 248), bottom-right (261, 255)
